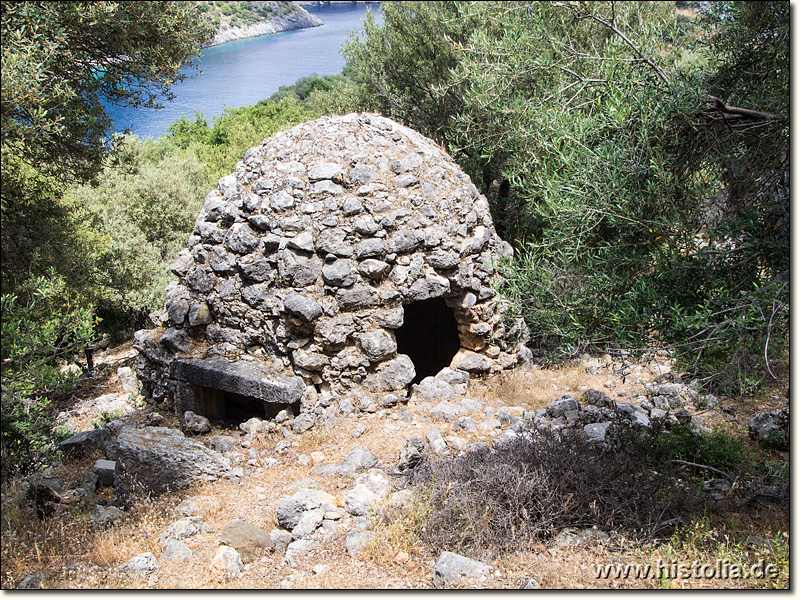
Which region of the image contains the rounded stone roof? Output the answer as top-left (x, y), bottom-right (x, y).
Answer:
top-left (142, 113), bottom-right (527, 407)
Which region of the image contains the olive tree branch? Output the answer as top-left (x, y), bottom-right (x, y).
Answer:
top-left (554, 1), bottom-right (671, 87)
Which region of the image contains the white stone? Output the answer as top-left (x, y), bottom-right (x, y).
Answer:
top-left (212, 545), bottom-right (243, 576)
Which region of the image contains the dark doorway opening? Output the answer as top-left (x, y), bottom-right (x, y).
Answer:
top-left (195, 386), bottom-right (299, 424)
top-left (395, 297), bottom-right (461, 385)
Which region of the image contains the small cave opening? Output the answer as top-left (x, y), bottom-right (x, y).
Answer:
top-left (195, 386), bottom-right (299, 424)
top-left (395, 296), bottom-right (461, 385)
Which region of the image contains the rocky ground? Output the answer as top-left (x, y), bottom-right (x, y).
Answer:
top-left (1, 343), bottom-right (789, 589)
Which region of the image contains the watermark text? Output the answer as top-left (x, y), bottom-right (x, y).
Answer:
top-left (594, 558), bottom-right (780, 580)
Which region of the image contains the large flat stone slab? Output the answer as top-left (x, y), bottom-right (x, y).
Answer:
top-left (114, 426), bottom-right (231, 505)
top-left (170, 357), bottom-right (304, 404)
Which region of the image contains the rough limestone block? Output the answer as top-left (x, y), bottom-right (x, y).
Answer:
top-left (114, 427), bottom-right (231, 505)
top-left (170, 358), bottom-right (304, 405)
top-left (93, 459), bottom-right (116, 486)
top-left (220, 520), bottom-right (274, 561)
top-left (432, 552), bottom-right (491, 587)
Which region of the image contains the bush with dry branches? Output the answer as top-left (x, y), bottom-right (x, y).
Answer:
top-left (412, 427), bottom-right (706, 559)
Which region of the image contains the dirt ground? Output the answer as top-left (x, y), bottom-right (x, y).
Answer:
top-left (0, 344), bottom-right (789, 589)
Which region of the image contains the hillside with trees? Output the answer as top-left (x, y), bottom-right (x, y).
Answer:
top-left (342, 1), bottom-right (788, 394)
top-left (1, 1), bottom-right (214, 477)
top-left (197, 1), bottom-right (323, 46)
top-left (0, 2), bottom-right (789, 589)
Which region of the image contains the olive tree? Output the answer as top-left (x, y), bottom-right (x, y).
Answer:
top-left (1, 1), bottom-right (213, 182)
top-left (344, 1), bottom-right (789, 392)
top-left (1, 1), bottom-right (213, 478)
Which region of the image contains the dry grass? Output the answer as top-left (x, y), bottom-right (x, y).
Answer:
top-left (467, 362), bottom-right (648, 411)
top-left (1, 349), bottom-right (789, 589)
top-left (361, 495), bottom-right (430, 568)
top-left (0, 481), bottom-right (175, 588)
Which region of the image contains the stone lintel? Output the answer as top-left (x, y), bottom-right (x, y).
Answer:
top-left (170, 358), bottom-right (304, 404)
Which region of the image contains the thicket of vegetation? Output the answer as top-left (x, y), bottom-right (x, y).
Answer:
top-left (408, 421), bottom-right (787, 568)
top-left (343, 1), bottom-right (788, 394)
top-left (414, 427), bottom-right (702, 556)
top-left (0, 1), bottom-right (216, 478)
top-left (1, 1), bottom-right (789, 479)
top-left (197, 1), bottom-right (301, 30)
top-left (268, 70), bottom-right (358, 104)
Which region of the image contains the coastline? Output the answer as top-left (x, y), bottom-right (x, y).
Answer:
top-left (206, 4), bottom-right (323, 48)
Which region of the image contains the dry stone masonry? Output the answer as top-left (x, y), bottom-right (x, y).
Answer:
top-left (135, 113), bottom-right (528, 424)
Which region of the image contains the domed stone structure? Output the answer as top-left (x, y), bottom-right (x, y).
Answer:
top-left (135, 113), bottom-right (528, 424)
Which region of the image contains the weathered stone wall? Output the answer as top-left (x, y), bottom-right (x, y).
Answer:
top-left (135, 113), bottom-right (528, 417)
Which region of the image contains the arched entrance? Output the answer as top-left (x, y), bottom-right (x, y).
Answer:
top-left (395, 297), bottom-right (461, 385)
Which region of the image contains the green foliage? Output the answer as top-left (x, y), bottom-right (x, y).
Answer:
top-left (305, 83), bottom-right (360, 118)
top-left (270, 73), bottom-right (338, 102)
top-left (269, 70), bottom-right (361, 117)
top-left (1, 275), bottom-right (93, 481)
top-left (167, 96), bottom-right (320, 181)
top-left (758, 430), bottom-right (789, 453)
top-left (65, 138), bottom-right (210, 325)
top-left (344, 1), bottom-right (789, 392)
top-left (1, 0), bottom-right (210, 481)
top-left (92, 410), bottom-right (123, 430)
top-left (655, 0), bottom-right (789, 391)
top-left (304, 71), bottom-right (362, 117)
top-left (1, 1), bottom-right (213, 183)
top-left (1, 275), bottom-right (93, 397)
top-left (1, 0), bottom-right (213, 326)
top-left (344, 2), bottom-right (477, 149)
top-left (638, 424), bottom-right (746, 473)
top-left (0, 153), bottom-right (96, 298)
top-left (0, 394), bottom-right (68, 481)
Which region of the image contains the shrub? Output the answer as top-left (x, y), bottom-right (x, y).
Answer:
top-left (269, 72), bottom-right (351, 103)
top-left (0, 395), bottom-right (71, 481)
top-left (758, 430), bottom-right (789, 453)
top-left (167, 96), bottom-right (320, 181)
top-left (66, 138), bottom-right (209, 333)
top-left (412, 428), bottom-right (705, 558)
top-left (92, 410), bottom-right (123, 430)
top-left (1, 274), bottom-right (93, 481)
top-left (638, 424), bottom-right (747, 473)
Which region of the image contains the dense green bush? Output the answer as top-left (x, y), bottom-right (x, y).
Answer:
top-left (65, 139), bottom-right (209, 329)
top-left (167, 96), bottom-right (320, 181)
top-left (343, 1), bottom-right (789, 392)
top-left (1, 1), bottom-right (212, 479)
top-left (1, 275), bottom-right (93, 480)
top-left (629, 424), bottom-right (746, 474)
top-left (270, 73), bottom-right (335, 102)
top-left (268, 68), bottom-right (361, 115)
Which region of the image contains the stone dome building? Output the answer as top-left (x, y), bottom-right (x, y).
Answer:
top-left (135, 113), bottom-right (529, 424)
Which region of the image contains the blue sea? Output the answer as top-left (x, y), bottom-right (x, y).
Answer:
top-left (105, 2), bottom-right (381, 139)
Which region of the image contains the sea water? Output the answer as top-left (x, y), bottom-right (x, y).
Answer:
top-left (105, 2), bottom-right (381, 139)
